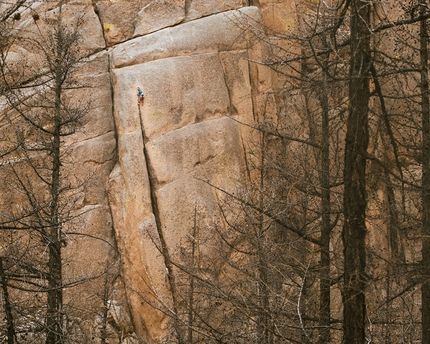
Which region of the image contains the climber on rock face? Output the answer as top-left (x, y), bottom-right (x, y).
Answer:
top-left (137, 87), bottom-right (145, 106)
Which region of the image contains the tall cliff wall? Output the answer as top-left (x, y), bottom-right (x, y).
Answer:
top-left (3, 1), bottom-right (427, 343)
top-left (0, 1), bottom-right (295, 343)
top-left (107, 7), bottom-right (263, 342)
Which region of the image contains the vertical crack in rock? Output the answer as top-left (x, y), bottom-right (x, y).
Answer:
top-left (137, 105), bottom-right (183, 341)
top-left (246, 58), bottom-right (257, 122)
top-left (242, 141), bottom-right (252, 180)
top-left (218, 52), bottom-right (238, 117)
top-left (107, 53), bottom-right (119, 167)
top-left (91, 3), bottom-right (138, 338)
top-left (249, 0), bottom-right (261, 7)
top-left (105, 54), bottom-right (139, 341)
top-left (236, 56), bottom-right (254, 182)
top-left (91, 0), bottom-right (108, 49)
top-left (184, 0), bottom-right (192, 18)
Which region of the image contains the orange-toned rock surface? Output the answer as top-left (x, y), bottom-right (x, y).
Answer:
top-left (0, 1), bottom-right (298, 342)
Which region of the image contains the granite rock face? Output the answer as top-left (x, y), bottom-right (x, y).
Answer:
top-left (1, 0), bottom-right (297, 342)
top-left (107, 7), bottom-right (264, 341)
top-left (93, 0), bottom-right (248, 46)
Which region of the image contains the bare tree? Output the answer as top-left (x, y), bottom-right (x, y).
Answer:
top-left (0, 6), bottom-right (107, 343)
top-left (342, 1), bottom-right (371, 343)
top-left (420, 2), bottom-right (430, 343)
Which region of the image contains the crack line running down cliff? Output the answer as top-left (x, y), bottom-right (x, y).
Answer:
top-left (137, 104), bottom-right (184, 343)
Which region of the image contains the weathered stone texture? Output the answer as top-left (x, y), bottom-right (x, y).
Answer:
top-left (110, 7), bottom-right (262, 68)
top-left (259, 0), bottom-right (296, 32)
top-left (107, 7), bottom-right (267, 342)
top-left (94, 0), bottom-right (249, 46)
top-left (108, 159), bottom-right (169, 342)
top-left (95, 0), bottom-right (149, 46)
top-left (21, 2), bottom-right (105, 53)
top-left (134, 0), bottom-right (186, 36)
top-left (113, 54), bottom-right (230, 140)
top-left (149, 117), bottom-right (245, 251)
top-left (185, 0), bottom-right (246, 22)
top-left (146, 117), bottom-right (243, 185)
top-left (1, 1), bottom-right (280, 342)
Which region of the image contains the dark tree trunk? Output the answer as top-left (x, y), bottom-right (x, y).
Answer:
top-left (256, 132), bottom-right (270, 344)
top-left (420, 2), bottom-right (430, 343)
top-left (319, 61), bottom-right (331, 344)
top-left (0, 258), bottom-right (16, 344)
top-left (342, 1), bottom-right (371, 343)
top-left (187, 206), bottom-right (198, 344)
top-left (45, 241), bottom-right (63, 344)
top-left (45, 65), bottom-right (64, 344)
